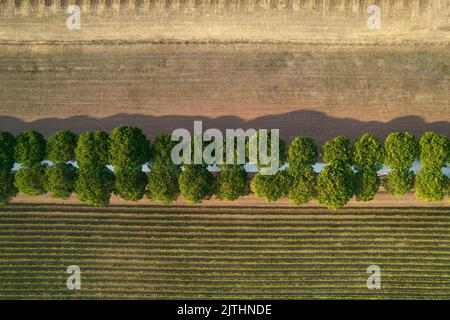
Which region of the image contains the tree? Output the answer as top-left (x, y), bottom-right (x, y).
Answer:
top-left (178, 164), bottom-right (215, 203)
top-left (0, 169), bottom-right (17, 205)
top-left (75, 131), bottom-right (110, 166)
top-left (252, 171), bottom-right (290, 202)
top-left (321, 136), bottom-right (352, 164)
top-left (215, 165), bottom-right (249, 201)
top-left (287, 166), bottom-right (316, 205)
top-left (246, 130), bottom-right (286, 169)
top-left (415, 167), bottom-right (448, 201)
top-left (419, 131), bottom-right (449, 169)
top-left (286, 137), bottom-right (318, 205)
top-left (75, 165), bottom-right (115, 206)
top-left (384, 169), bottom-right (414, 196)
top-left (114, 167), bottom-right (147, 201)
top-left (14, 163), bottom-right (47, 195)
top-left (316, 163), bottom-right (354, 210)
top-left (287, 136), bottom-right (318, 170)
top-left (384, 132), bottom-right (418, 171)
top-left (14, 131), bottom-right (46, 165)
top-left (354, 169), bottom-right (380, 202)
top-left (46, 130), bottom-right (78, 163)
top-left (352, 133), bottom-right (385, 171)
top-left (109, 126), bottom-right (151, 169)
top-left (0, 132), bottom-right (16, 170)
top-left (146, 164), bottom-right (181, 203)
top-left (152, 133), bottom-right (178, 166)
top-left (44, 163), bottom-right (77, 199)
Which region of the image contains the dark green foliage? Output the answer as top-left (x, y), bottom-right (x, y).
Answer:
top-left (287, 166), bottom-right (317, 205)
top-left (419, 131), bottom-right (449, 169)
top-left (75, 165), bottom-right (115, 206)
top-left (383, 133), bottom-right (417, 196)
top-left (321, 136), bottom-right (352, 164)
top-left (178, 164), bottom-right (215, 203)
top-left (252, 171), bottom-right (290, 202)
top-left (46, 130), bottom-right (78, 163)
top-left (110, 126), bottom-right (151, 169)
top-left (415, 167), bottom-right (448, 201)
top-left (384, 132), bottom-right (418, 170)
top-left (14, 163), bottom-right (47, 195)
top-left (352, 133), bottom-right (385, 171)
top-left (354, 169), bottom-right (380, 202)
top-left (2, 126), bottom-right (449, 209)
top-left (114, 167), bottom-right (147, 201)
top-left (146, 164), bottom-right (181, 203)
top-left (0, 169), bottom-right (18, 205)
top-left (44, 163), bottom-right (77, 199)
top-left (286, 137), bottom-right (318, 205)
top-left (14, 131), bottom-right (46, 165)
top-left (0, 132), bottom-right (16, 170)
top-left (287, 136), bottom-right (318, 170)
top-left (316, 163), bottom-right (354, 210)
top-left (384, 169), bottom-right (415, 196)
top-left (215, 165), bottom-right (249, 201)
top-left (75, 131), bottom-right (110, 166)
top-left (246, 130), bottom-right (286, 169)
top-left (152, 133), bottom-right (178, 166)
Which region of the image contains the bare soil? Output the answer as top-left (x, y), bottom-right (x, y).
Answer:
top-left (0, 43), bottom-right (448, 144)
top-left (11, 192), bottom-right (450, 208)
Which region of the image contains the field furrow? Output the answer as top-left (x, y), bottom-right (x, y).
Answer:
top-left (0, 205), bottom-right (449, 299)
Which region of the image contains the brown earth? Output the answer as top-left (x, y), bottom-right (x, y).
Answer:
top-left (0, 2), bottom-right (449, 143)
top-left (0, 1), bottom-right (449, 43)
top-left (10, 192), bottom-right (450, 208)
top-left (0, 43), bottom-right (449, 144)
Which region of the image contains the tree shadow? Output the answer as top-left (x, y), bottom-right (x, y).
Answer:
top-left (0, 110), bottom-right (448, 145)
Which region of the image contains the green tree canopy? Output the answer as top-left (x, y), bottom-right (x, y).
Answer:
top-left (14, 131), bottom-right (46, 165)
top-left (419, 131), bottom-right (450, 169)
top-left (44, 163), bottom-right (77, 199)
top-left (316, 163), bottom-right (354, 210)
top-left (352, 133), bottom-right (385, 171)
top-left (415, 167), bottom-right (448, 202)
top-left (146, 163), bottom-right (181, 204)
top-left (287, 136), bottom-right (318, 169)
top-left (215, 165), bottom-right (249, 201)
top-left (287, 166), bottom-right (317, 205)
top-left (151, 133), bottom-right (179, 167)
top-left (110, 126), bottom-right (151, 169)
top-left (75, 165), bottom-right (115, 206)
top-left (14, 163), bottom-right (47, 195)
top-left (46, 130), bottom-right (78, 163)
top-left (321, 136), bottom-right (351, 164)
top-left (0, 169), bottom-right (18, 205)
top-left (384, 169), bottom-right (414, 196)
top-left (354, 169), bottom-right (380, 202)
top-left (252, 171), bottom-right (289, 202)
top-left (75, 131), bottom-right (110, 166)
top-left (178, 164), bottom-right (215, 203)
top-left (384, 132), bottom-right (418, 170)
top-left (246, 130), bottom-right (286, 169)
top-left (114, 167), bottom-right (147, 201)
top-left (0, 132), bottom-right (16, 170)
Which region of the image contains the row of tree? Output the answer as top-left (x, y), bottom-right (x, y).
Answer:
top-left (0, 127), bottom-right (449, 209)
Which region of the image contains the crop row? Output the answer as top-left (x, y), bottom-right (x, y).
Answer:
top-left (1, 206), bottom-right (449, 299)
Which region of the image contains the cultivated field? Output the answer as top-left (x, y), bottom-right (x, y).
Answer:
top-left (0, 204), bottom-right (449, 299)
top-left (0, 43), bottom-right (449, 144)
top-left (0, 0), bottom-right (448, 43)
top-left (0, 1), bottom-right (449, 143)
